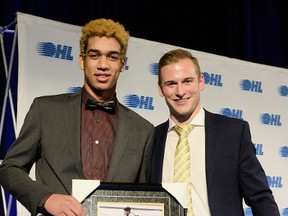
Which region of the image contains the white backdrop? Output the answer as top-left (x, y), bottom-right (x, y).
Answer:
top-left (15, 12), bottom-right (287, 215)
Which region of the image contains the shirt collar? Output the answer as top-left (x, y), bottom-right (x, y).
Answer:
top-left (168, 106), bottom-right (205, 131)
top-left (81, 87), bottom-right (118, 106)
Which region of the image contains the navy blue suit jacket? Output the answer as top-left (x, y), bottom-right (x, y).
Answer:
top-left (150, 110), bottom-right (280, 216)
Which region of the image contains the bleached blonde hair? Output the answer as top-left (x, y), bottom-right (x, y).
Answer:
top-left (80, 18), bottom-right (129, 57)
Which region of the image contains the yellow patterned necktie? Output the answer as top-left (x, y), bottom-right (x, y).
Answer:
top-left (174, 124), bottom-right (194, 216)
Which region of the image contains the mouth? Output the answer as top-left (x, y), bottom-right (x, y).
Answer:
top-left (95, 74), bottom-right (110, 82)
top-left (96, 74), bottom-right (110, 77)
top-left (175, 97), bottom-right (189, 102)
top-left (174, 97), bottom-right (190, 105)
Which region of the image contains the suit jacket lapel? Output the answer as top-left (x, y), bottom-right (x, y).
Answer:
top-left (64, 92), bottom-right (84, 178)
top-left (205, 110), bottom-right (219, 192)
top-left (106, 103), bottom-right (132, 181)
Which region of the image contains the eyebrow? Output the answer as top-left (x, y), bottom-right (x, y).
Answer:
top-left (164, 77), bottom-right (194, 83)
top-left (87, 49), bottom-right (121, 55)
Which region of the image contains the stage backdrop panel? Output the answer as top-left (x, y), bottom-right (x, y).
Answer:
top-left (14, 12), bottom-right (288, 215)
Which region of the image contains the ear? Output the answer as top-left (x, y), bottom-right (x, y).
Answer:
top-left (199, 73), bottom-right (205, 91)
top-left (120, 58), bottom-right (126, 72)
top-left (158, 83), bottom-right (164, 97)
top-left (78, 55), bottom-right (84, 70)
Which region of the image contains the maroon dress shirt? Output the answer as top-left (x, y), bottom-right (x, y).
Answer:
top-left (81, 89), bottom-right (118, 181)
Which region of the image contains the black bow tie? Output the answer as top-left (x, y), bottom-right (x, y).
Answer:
top-left (85, 98), bottom-right (116, 113)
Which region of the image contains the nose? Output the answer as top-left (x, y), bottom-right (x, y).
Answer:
top-left (176, 84), bottom-right (185, 96)
top-left (97, 55), bottom-right (109, 70)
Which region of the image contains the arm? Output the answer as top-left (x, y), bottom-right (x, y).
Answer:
top-left (0, 98), bottom-right (53, 215)
top-left (238, 122), bottom-right (280, 216)
top-left (0, 97), bottom-right (85, 216)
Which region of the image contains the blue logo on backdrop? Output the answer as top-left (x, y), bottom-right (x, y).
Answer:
top-left (279, 85), bottom-right (288, 97)
top-left (202, 72), bottom-right (223, 86)
top-left (36, 42), bottom-right (74, 61)
top-left (220, 108), bottom-right (243, 119)
top-left (267, 176), bottom-right (283, 188)
top-left (254, 144), bottom-right (264, 156)
top-left (240, 79), bottom-right (263, 93)
top-left (244, 208), bottom-right (252, 216)
top-left (124, 94), bottom-right (154, 110)
top-left (150, 63), bottom-right (158, 75)
top-left (280, 146), bottom-right (288, 157)
top-left (261, 113), bottom-right (282, 126)
top-left (125, 57), bottom-right (129, 70)
top-left (67, 87), bottom-right (81, 93)
top-left (282, 208), bottom-right (288, 216)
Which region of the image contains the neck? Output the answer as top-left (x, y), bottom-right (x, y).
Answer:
top-left (83, 86), bottom-right (116, 102)
top-left (171, 105), bottom-right (201, 125)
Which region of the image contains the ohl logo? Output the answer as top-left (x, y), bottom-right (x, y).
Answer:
top-left (261, 113), bottom-right (282, 126)
top-left (220, 108), bottom-right (243, 119)
top-left (280, 146), bottom-right (288, 157)
top-left (149, 63), bottom-right (158, 75)
top-left (279, 85), bottom-right (288, 97)
top-left (254, 144), bottom-right (264, 156)
top-left (67, 87), bottom-right (81, 93)
top-left (282, 208), bottom-right (288, 216)
top-left (36, 42), bottom-right (73, 61)
top-left (240, 79), bottom-right (263, 93)
top-left (125, 56), bottom-right (129, 70)
top-left (124, 94), bottom-right (154, 110)
top-left (202, 72), bottom-right (223, 86)
top-left (267, 176), bottom-right (283, 188)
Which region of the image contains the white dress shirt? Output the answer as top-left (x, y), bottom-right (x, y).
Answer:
top-left (162, 107), bottom-right (211, 216)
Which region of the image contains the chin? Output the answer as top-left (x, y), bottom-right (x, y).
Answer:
top-left (172, 109), bottom-right (190, 117)
top-left (176, 108), bottom-right (190, 114)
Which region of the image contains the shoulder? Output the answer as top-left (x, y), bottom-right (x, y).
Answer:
top-left (33, 91), bottom-right (81, 105)
top-left (118, 102), bottom-right (154, 128)
top-left (28, 92), bottom-right (81, 113)
top-left (204, 109), bottom-right (249, 130)
top-left (34, 91), bottom-right (80, 102)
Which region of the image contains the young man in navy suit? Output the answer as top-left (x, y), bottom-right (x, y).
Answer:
top-left (150, 49), bottom-right (280, 216)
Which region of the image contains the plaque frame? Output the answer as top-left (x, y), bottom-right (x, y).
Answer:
top-left (82, 183), bottom-right (185, 216)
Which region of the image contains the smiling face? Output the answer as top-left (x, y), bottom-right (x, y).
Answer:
top-left (78, 36), bottom-right (125, 101)
top-left (158, 58), bottom-right (205, 124)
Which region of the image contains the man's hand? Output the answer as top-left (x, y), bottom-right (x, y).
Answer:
top-left (44, 194), bottom-right (86, 216)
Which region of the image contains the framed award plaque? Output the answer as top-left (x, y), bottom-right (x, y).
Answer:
top-left (81, 183), bottom-right (185, 216)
